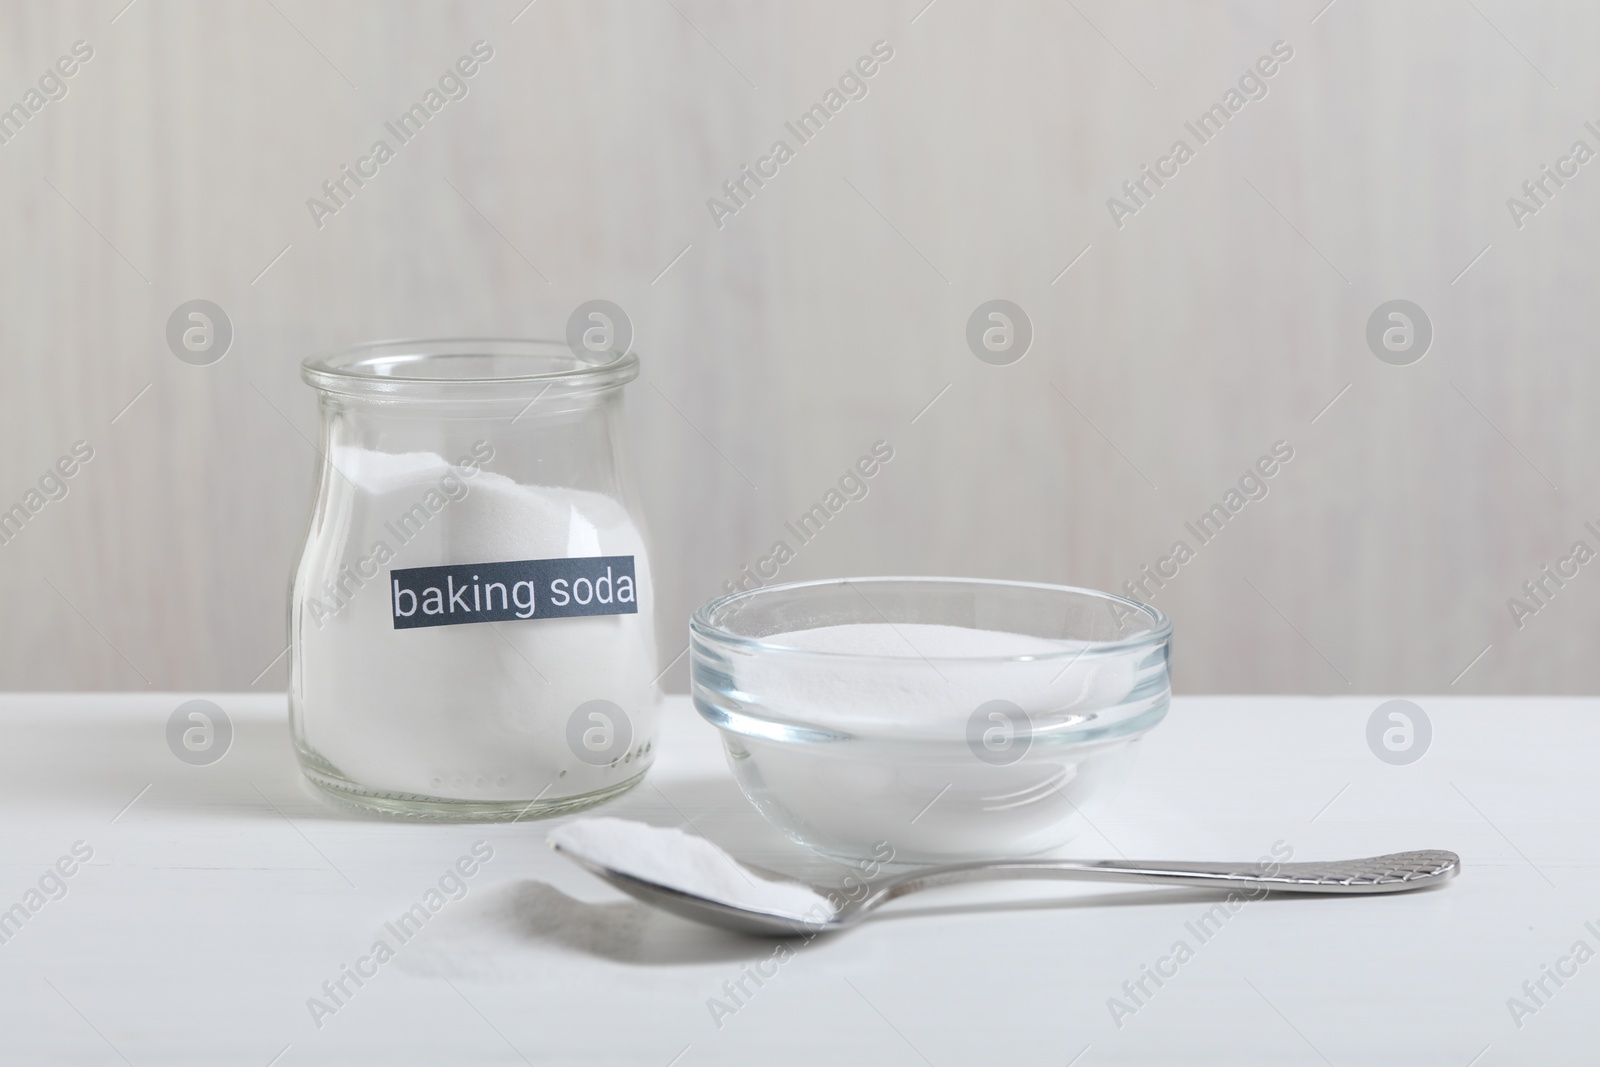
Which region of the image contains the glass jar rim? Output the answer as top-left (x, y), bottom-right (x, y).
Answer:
top-left (301, 338), bottom-right (638, 399)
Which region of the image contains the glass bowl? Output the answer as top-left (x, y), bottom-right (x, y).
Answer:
top-left (690, 577), bottom-right (1172, 864)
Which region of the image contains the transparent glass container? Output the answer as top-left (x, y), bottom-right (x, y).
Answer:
top-left (290, 339), bottom-right (660, 819)
top-left (692, 577), bottom-right (1171, 862)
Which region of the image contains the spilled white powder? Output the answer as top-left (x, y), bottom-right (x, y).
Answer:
top-left (294, 446), bottom-right (659, 801)
top-left (548, 817), bottom-right (834, 921)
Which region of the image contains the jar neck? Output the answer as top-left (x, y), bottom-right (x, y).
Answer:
top-left (316, 382), bottom-right (628, 424)
top-left (302, 339), bottom-right (642, 505)
top-left (317, 387), bottom-right (635, 504)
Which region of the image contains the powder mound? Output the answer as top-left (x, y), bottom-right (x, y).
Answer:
top-left (761, 622), bottom-right (1072, 658)
top-left (328, 445), bottom-right (451, 494)
top-left (548, 817), bottom-right (834, 922)
top-left (735, 622), bottom-right (1142, 735)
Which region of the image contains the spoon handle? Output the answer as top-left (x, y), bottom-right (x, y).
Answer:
top-left (874, 849), bottom-right (1459, 903)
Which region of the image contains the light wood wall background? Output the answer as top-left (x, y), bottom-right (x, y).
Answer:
top-left (1, 0), bottom-right (1594, 694)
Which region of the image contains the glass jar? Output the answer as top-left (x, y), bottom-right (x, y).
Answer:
top-left (290, 339), bottom-right (660, 819)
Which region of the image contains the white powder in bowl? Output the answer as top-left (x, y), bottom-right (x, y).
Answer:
top-left (548, 817), bottom-right (834, 921)
top-left (717, 621), bottom-right (1154, 861)
top-left (293, 446), bottom-right (659, 802)
top-left (739, 622), bottom-right (1142, 735)
top-left (761, 622), bottom-right (1071, 658)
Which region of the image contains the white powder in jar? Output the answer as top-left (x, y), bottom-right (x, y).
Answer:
top-left (548, 817), bottom-right (835, 921)
top-left (293, 446), bottom-right (659, 802)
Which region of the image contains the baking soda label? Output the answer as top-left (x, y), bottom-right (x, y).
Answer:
top-left (390, 555), bottom-right (638, 629)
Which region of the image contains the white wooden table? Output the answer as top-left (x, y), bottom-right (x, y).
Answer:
top-left (0, 694), bottom-right (1592, 1065)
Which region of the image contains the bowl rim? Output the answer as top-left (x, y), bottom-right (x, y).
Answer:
top-left (690, 575), bottom-right (1172, 661)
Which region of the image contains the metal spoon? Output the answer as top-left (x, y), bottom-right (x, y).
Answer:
top-left (550, 843), bottom-right (1460, 936)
